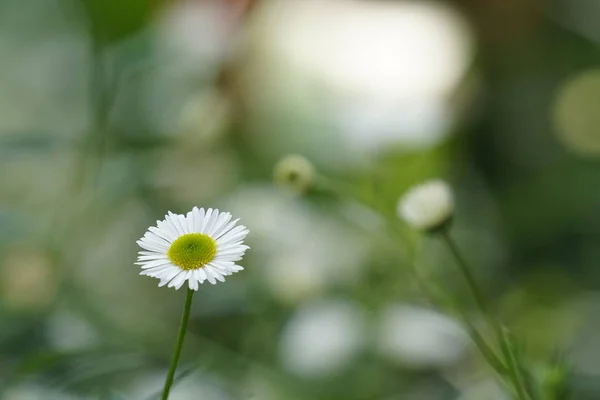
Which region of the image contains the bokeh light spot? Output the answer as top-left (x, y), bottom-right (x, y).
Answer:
top-left (554, 69), bottom-right (600, 155)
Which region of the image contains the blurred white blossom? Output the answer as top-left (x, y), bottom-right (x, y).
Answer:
top-left (256, 0), bottom-right (472, 100)
top-left (156, 0), bottom-right (238, 67)
top-left (279, 299), bottom-right (366, 377)
top-left (223, 186), bottom-right (368, 303)
top-left (244, 0), bottom-right (475, 162)
top-left (398, 179), bottom-right (454, 232)
top-left (377, 304), bottom-right (469, 369)
top-left (264, 253), bottom-right (327, 305)
top-left (335, 99), bottom-right (452, 154)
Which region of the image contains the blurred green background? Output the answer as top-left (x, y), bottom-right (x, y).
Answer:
top-left (1, 0), bottom-right (600, 398)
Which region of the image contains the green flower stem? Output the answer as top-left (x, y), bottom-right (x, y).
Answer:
top-left (397, 244), bottom-right (508, 376)
top-left (500, 332), bottom-right (532, 400)
top-left (313, 177), bottom-right (515, 392)
top-left (161, 288), bottom-right (195, 400)
top-left (440, 231), bottom-right (490, 317)
top-left (440, 230), bottom-right (529, 400)
top-left (456, 307), bottom-right (508, 375)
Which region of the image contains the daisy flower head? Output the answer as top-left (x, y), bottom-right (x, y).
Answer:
top-left (136, 207), bottom-right (249, 290)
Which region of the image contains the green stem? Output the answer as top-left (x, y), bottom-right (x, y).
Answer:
top-left (440, 231), bottom-right (529, 400)
top-left (161, 288), bottom-right (195, 400)
top-left (440, 231), bottom-right (489, 316)
top-left (499, 329), bottom-right (530, 400)
top-left (399, 242), bottom-right (507, 375)
top-left (314, 177), bottom-right (517, 395)
top-left (457, 308), bottom-right (508, 375)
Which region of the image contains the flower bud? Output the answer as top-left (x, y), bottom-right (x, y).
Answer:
top-left (398, 179), bottom-right (454, 232)
top-left (273, 155), bottom-right (316, 194)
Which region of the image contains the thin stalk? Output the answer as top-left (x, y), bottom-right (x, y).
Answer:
top-left (400, 243), bottom-right (507, 375)
top-left (316, 176), bottom-right (508, 379)
top-left (440, 230), bottom-right (529, 400)
top-left (440, 231), bottom-right (490, 318)
top-left (161, 288), bottom-right (195, 400)
top-left (501, 332), bottom-right (532, 400)
top-left (455, 307), bottom-right (508, 375)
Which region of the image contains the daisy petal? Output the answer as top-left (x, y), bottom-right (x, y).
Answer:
top-left (204, 266), bottom-right (218, 284)
top-left (136, 240), bottom-right (166, 253)
top-left (138, 250), bottom-right (161, 256)
top-left (185, 211), bottom-right (195, 234)
top-left (214, 254), bottom-right (243, 263)
top-left (209, 263), bottom-right (233, 276)
top-left (165, 212), bottom-right (183, 236)
top-left (177, 214), bottom-right (189, 234)
top-left (137, 254), bottom-right (169, 262)
top-left (188, 273), bottom-right (198, 290)
top-left (203, 208), bottom-right (220, 235)
top-left (158, 267), bottom-right (182, 286)
top-left (168, 270), bottom-right (187, 289)
top-left (176, 271), bottom-right (192, 290)
top-left (141, 264), bottom-right (173, 276)
top-left (216, 226), bottom-right (248, 245)
top-left (196, 268), bottom-right (207, 283)
top-left (216, 248), bottom-right (248, 257)
top-left (194, 272), bottom-right (201, 290)
top-left (217, 241), bottom-right (247, 252)
top-left (213, 220), bottom-right (240, 240)
top-left (136, 259), bottom-right (171, 269)
top-left (200, 208), bottom-right (213, 233)
top-left (143, 231), bottom-right (170, 247)
top-left (157, 220), bottom-right (178, 241)
top-left (193, 207), bottom-right (205, 233)
top-left (208, 212), bottom-right (232, 237)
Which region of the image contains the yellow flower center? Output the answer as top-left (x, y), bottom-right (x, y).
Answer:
top-left (167, 233), bottom-right (217, 270)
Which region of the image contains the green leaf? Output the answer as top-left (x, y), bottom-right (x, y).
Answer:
top-left (79, 0), bottom-right (154, 44)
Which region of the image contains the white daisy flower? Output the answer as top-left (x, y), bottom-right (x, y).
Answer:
top-left (136, 207), bottom-right (249, 290)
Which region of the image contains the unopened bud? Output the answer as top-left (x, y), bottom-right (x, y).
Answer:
top-left (398, 179), bottom-right (454, 232)
top-left (273, 155), bottom-right (316, 194)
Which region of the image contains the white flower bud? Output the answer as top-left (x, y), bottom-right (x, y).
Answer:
top-left (273, 154), bottom-right (316, 194)
top-left (398, 179), bottom-right (454, 232)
